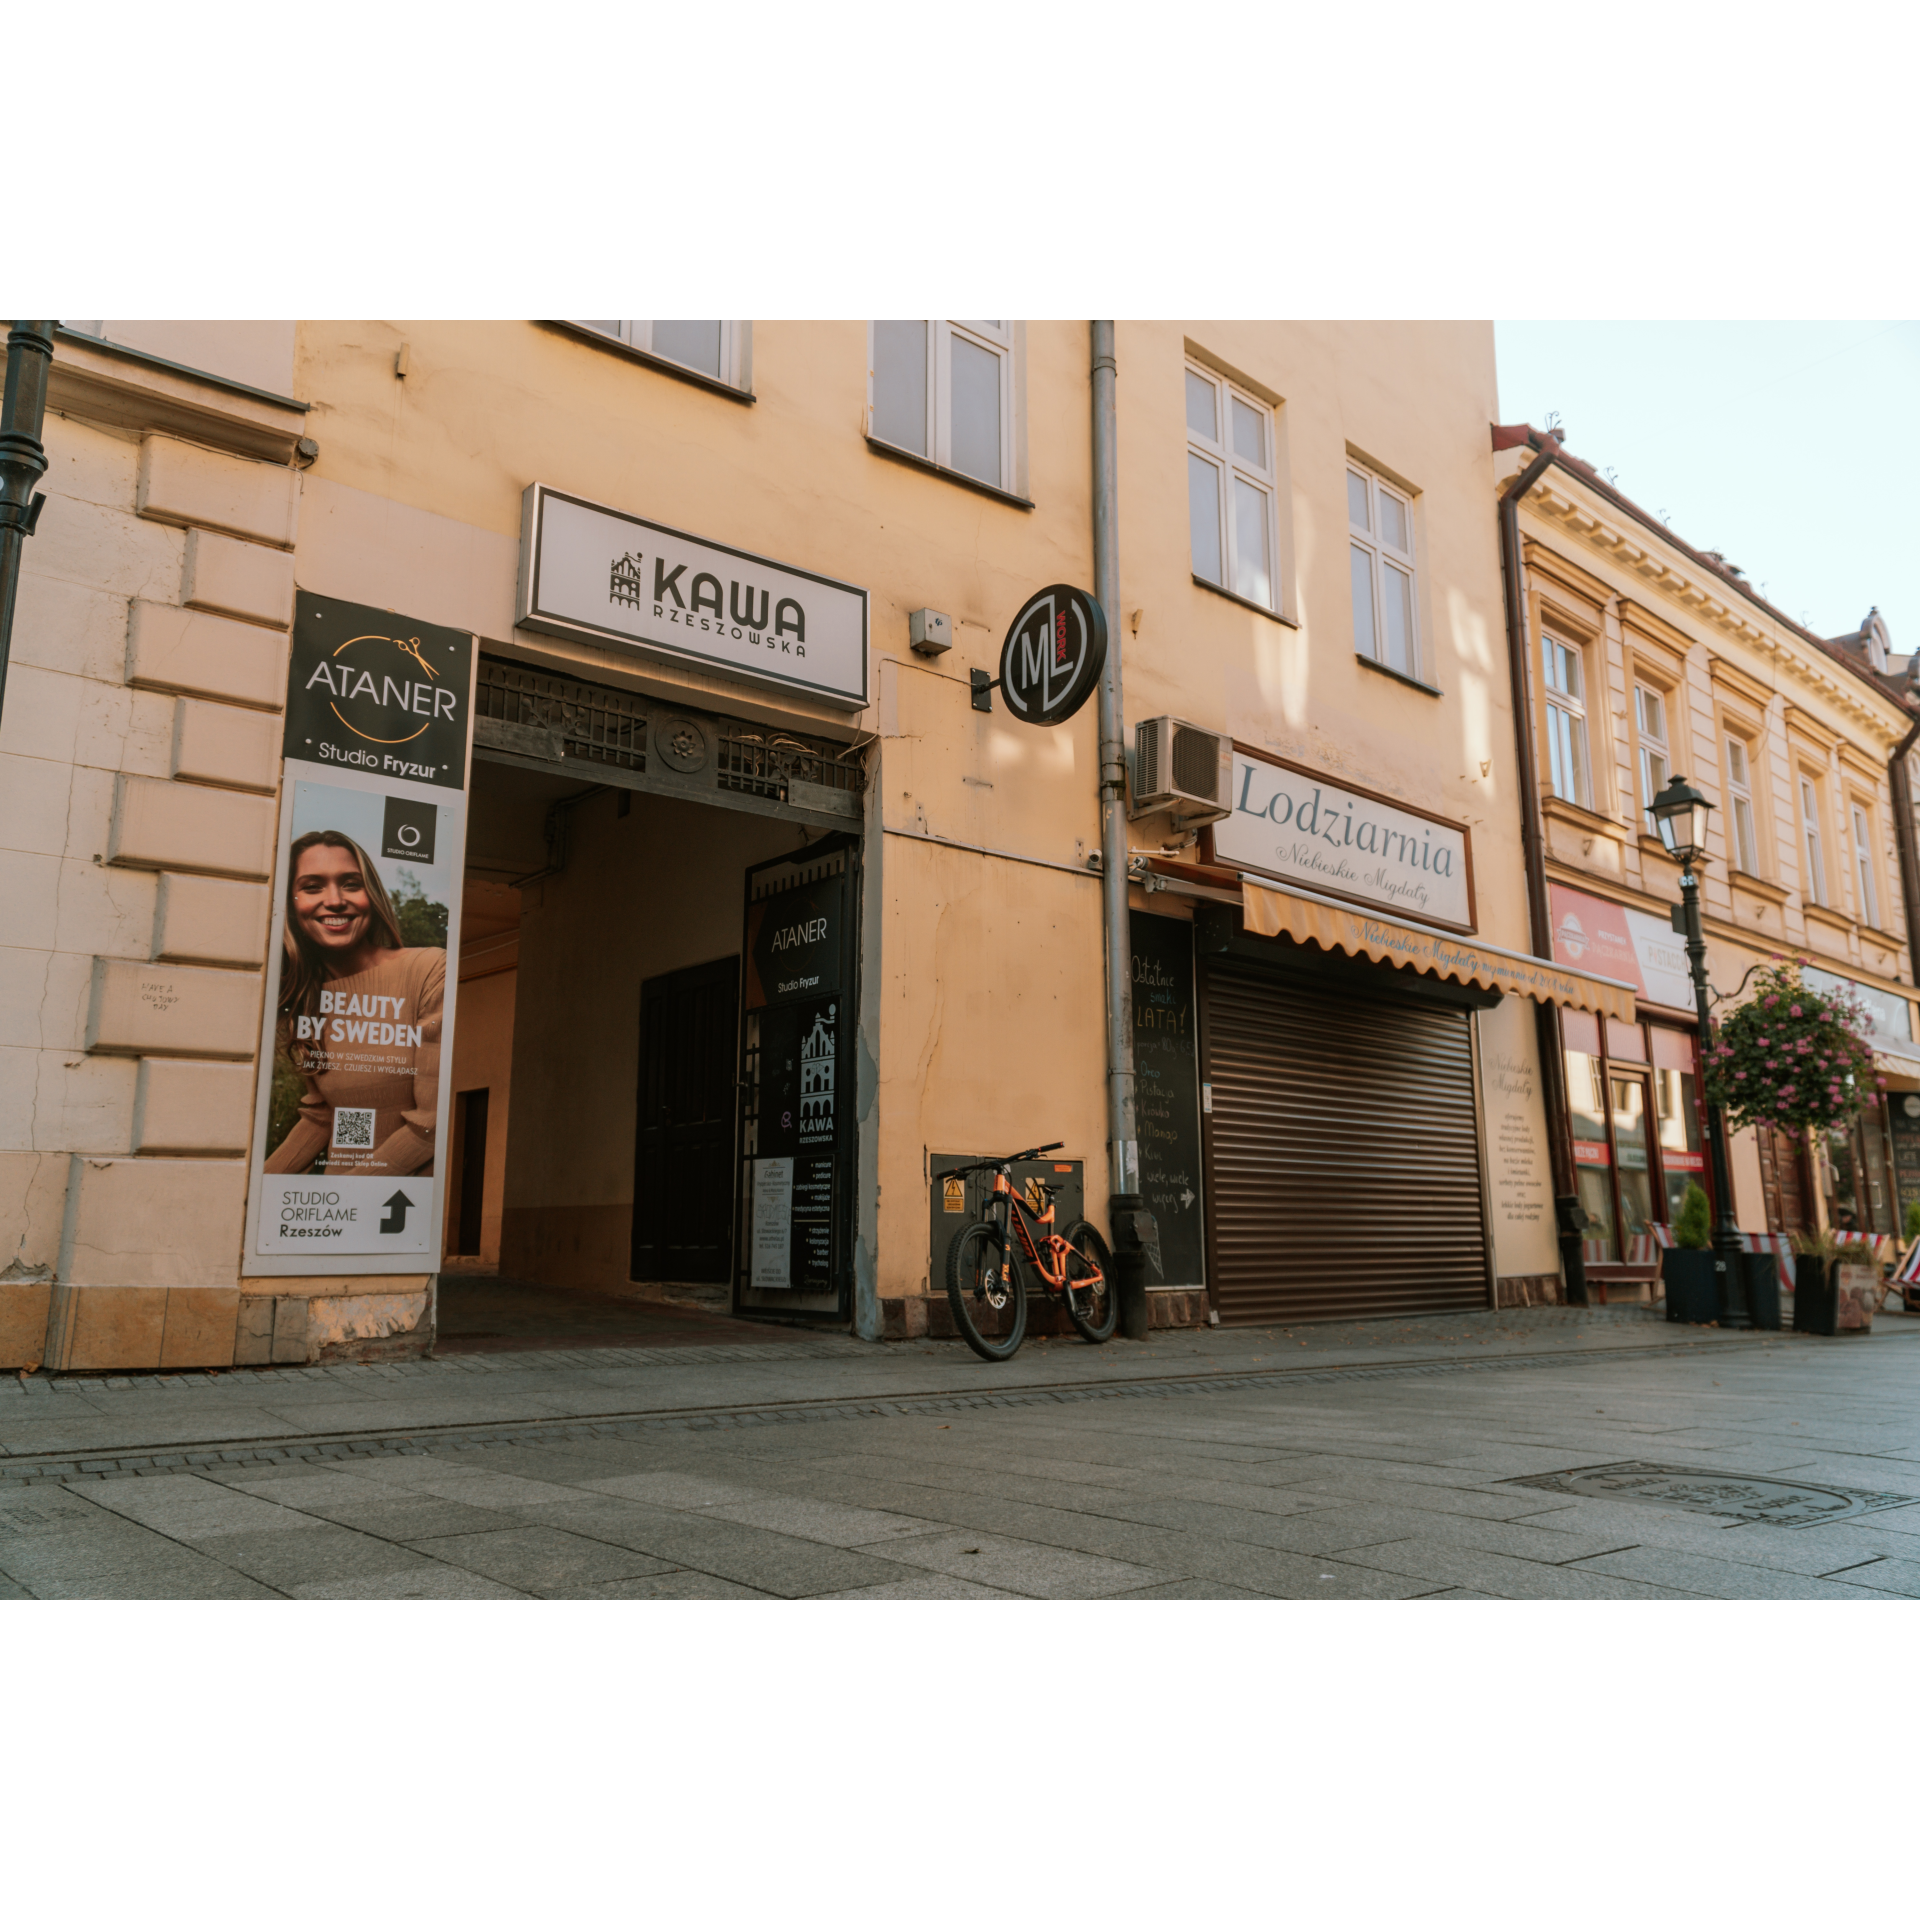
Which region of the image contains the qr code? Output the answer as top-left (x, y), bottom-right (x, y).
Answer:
top-left (331, 1107), bottom-right (376, 1151)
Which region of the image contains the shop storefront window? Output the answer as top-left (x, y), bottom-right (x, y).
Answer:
top-left (1610, 1074), bottom-right (1655, 1247)
top-left (1563, 1008), bottom-right (1617, 1263)
top-left (1830, 1114), bottom-right (1895, 1235)
top-left (1561, 1006), bottom-right (1707, 1268)
top-left (1651, 1024), bottom-right (1705, 1216)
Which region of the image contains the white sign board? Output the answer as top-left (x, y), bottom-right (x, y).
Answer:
top-left (516, 484), bottom-right (869, 710)
top-left (1210, 747), bottom-right (1475, 932)
top-left (751, 1157), bottom-right (795, 1287)
top-left (1803, 966), bottom-right (1920, 1065)
top-left (1477, 995), bottom-right (1559, 1280)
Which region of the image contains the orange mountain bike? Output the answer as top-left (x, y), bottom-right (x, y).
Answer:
top-left (943, 1143), bottom-right (1116, 1361)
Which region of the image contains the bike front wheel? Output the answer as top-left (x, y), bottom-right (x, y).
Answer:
top-left (1062, 1221), bottom-right (1118, 1342)
top-left (947, 1221), bottom-right (1027, 1361)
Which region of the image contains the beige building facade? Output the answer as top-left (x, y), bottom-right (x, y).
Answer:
top-left (1498, 429), bottom-right (1920, 1288)
top-left (4, 318), bottom-right (1653, 1370)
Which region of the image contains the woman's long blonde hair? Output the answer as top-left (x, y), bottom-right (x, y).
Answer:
top-left (277, 830), bottom-right (405, 1064)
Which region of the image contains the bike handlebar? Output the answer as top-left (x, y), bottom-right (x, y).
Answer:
top-left (940, 1141), bottom-right (1067, 1178)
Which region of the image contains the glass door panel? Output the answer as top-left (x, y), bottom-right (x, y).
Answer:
top-left (1654, 1062), bottom-right (1706, 1217)
top-left (1565, 1041), bottom-right (1617, 1263)
top-left (1828, 1124), bottom-right (1865, 1233)
top-left (1610, 1073), bottom-right (1655, 1260)
top-left (1861, 1113), bottom-right (1894, 1234)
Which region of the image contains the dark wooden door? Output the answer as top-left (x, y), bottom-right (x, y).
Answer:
top-left (1756, 1122), bottom-right (1812, 1238)
top-left (632, 956), bottom-right (741, 1284)
top-left (455, 1088), bottom-right (489, 1257)
top-left (1199, 959), bottom-right (1490, 1325)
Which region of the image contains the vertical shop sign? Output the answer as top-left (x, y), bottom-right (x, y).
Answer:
top-left (1889, 1094), bottom-right (1920, 1224)
top-left (739, 848), bottom-right (853, 1308)
top-left (1476, 995), bottom-right (1558, 1278)
top-left (242, 592), bottom-right (477, 1274)
top-left (1128, 911), bottom-right (1205, 1289)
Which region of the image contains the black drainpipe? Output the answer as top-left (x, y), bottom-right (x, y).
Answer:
top-left (0, 322), bottom-right (57, 732)
top-left (1495, 424), bottom-right (1590, 1306)
top-left (1889, 705), bottom-right (1920, 988)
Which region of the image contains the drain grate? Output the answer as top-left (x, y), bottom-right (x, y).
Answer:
top-left (1505, 1460), bottom-right (1920, 1528)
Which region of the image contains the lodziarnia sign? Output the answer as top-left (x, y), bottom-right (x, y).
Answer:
top-left (515, 483), bottom-right (870, 709)
top-left (1208, 744), bottom-right (1475, 933)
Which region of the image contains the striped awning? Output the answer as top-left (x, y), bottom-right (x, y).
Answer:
top-left (1240, 877), bottom-right (1640, 1024)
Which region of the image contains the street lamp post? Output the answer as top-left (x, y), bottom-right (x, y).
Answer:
top-left (1650, 773), bottom-right (1750, 1328)
top-left (0, 322), bottom-right (57, 732)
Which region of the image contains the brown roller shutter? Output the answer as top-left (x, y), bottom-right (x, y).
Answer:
top-left (1201, 957), bottom-right (1491, 1324)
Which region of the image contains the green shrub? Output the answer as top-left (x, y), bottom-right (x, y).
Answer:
top-left (1904, 1199), bottom-right (1920, 1243)
top-left (1674, 1181), bottom-right (1712, 1250)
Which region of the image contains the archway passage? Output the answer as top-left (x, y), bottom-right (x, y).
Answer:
top-left (434, 1274), bottom-right (821, 1353)
top-left (433, 675), bottom-right (863, 1354)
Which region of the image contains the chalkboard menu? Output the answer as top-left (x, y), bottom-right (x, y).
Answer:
top-left (1890, 1093), bottom-right (1920, 1226)
top-left (1130, 910), bottom-right (1206, 1290)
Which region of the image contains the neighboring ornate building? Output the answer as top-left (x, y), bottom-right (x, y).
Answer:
top-left (1496, 426), bottom-right (1920, 1293)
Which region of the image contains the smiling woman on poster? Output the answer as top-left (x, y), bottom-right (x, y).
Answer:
top-left (264, 829), bottom-right (445, 1177)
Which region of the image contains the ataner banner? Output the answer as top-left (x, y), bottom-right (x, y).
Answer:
top-left (241, 593), bottom-right (478, 1275)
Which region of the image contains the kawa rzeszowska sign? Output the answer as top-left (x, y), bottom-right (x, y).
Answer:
top-left (515, 482), bottom-right (869, 710)
top-left (242, 592), bottom-right (477, 1275)
top-left (1209, 745), bottom-right (1476, 933)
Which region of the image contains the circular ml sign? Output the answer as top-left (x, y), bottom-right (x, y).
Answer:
top-left (998, 585), bottom-right (1107, 726)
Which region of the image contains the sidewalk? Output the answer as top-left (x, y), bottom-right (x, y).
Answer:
top-left (0, 1304), bottom-right (1801, 1473)
top-left (4, 1307), bottom-right (1918, 1599)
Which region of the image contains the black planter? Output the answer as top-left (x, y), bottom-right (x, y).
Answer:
top-left (1745, 1253), bottom-right (1782, 1331)
top-left (1794, 1256), bottom-right (1839, 1335)
top-left (1662, 1247), bottom-right (1719, 1324)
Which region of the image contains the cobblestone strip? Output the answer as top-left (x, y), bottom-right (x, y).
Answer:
top-left (0, 1335), bottom-right (1799, 1485)
top-left (0, 1339), bottom-right (852, 1396)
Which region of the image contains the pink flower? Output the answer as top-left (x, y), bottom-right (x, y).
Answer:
top-left (1790, 1004), bottom-right (1803, 1017)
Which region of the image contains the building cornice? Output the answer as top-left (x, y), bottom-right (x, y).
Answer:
top-left (1520, 474), bottom-right (1906, 749)
top-left (46, 329), bottom-right (310, 465)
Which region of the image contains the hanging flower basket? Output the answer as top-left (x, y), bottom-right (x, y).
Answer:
top-left (1705, 960), bottom-right (1884, 1336)
top-left (1704, 959), bottom-right (1883, 1135)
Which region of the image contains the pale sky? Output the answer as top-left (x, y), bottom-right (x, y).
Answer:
top-left (1494, 323), bottom-right (1920, 652)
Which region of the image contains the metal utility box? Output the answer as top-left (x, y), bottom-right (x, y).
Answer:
top-left (927, 1152), bottom-right (1084, 1288)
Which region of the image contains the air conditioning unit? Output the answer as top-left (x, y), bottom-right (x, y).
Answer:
top-left (1131, 716), bottom-right (1231, 824)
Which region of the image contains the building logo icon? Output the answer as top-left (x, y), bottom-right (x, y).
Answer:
top-left (800, 1005), bottom-right (835, 1140)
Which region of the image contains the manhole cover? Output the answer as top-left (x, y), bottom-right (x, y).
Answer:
top-left (1505, 1460), bottom-right (1920, 1528)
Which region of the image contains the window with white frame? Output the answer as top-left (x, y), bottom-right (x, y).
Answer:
top-left (1799, 773), bottom-right (1828, 907)
top-left (1542, 631), bottom-right (1592, 810)
top-left (575, 321), bottom-right (749, 388)
top-left (1349, 465), bottom-right (1420, 678)
top-left (1635, 684), bottom-right (1670, 830)
top-left (1851, 801), bottom-right (1881, 928)
top-left (869, 321), bottom-right (1016, 492)
top-left (1725, 735), bottom-right (1759, 874)
top-left (1186, 364), bottom-right (1278, 608)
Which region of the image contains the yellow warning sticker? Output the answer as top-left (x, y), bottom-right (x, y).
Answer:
top-left (942, 1177), bottom-right (965, 1213)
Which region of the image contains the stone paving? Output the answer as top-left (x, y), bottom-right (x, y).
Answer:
top-left (3, 1306), bottom-right (1918, 1599)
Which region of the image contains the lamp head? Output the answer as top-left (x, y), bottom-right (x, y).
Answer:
top-left (1651, 773), bottom-right (1714, 864)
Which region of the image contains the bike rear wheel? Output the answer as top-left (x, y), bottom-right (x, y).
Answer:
top-left (947, 1220), bottom-right (1027, 1361)
top-left (1062, 1221), bottom-right (1118, 1342)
